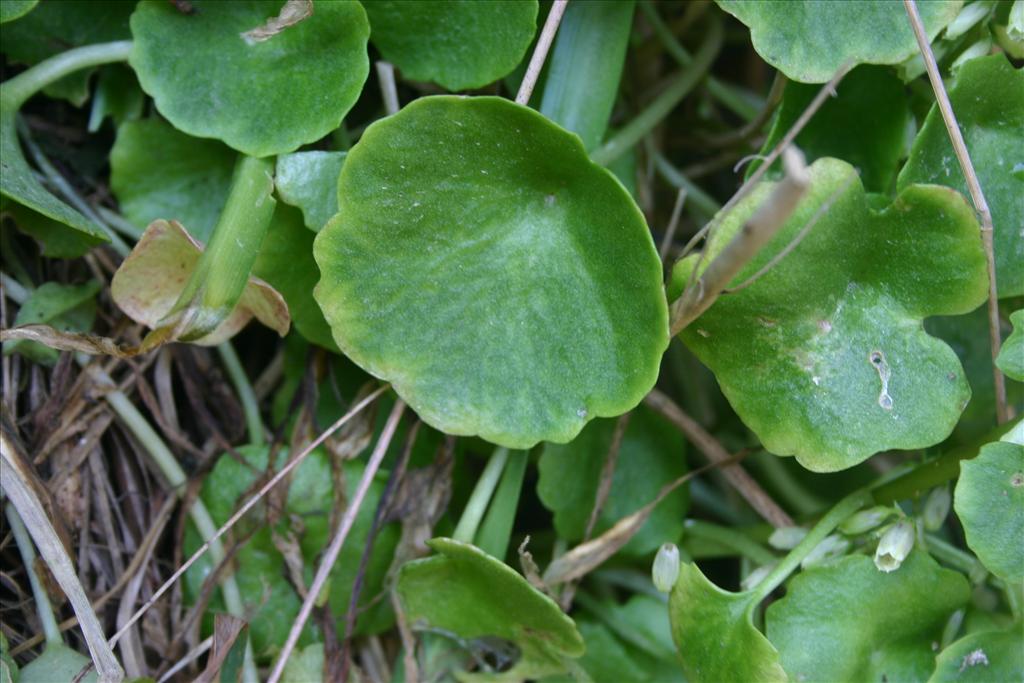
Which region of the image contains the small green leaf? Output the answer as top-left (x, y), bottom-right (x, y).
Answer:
top-left (253, 204), bottom-right (339, 351)
top-left (185, 445), bottom-right (400, 655)
top-left (362, 0), bottom-right (538, 90)
top-left (766, 551), bottom-right (970, 683)
top-left (0, 0), bottom-right (132, 104)
top-left (0, 0), bottom-right (37, 23)
top-left (929, 629), bottom-right (1024, 682)
top-left (751, 65), bottom-right (910, 192)
top-left (671, 158), bottom-right (987, 471)
top-left (315, 96), bottom-right (668, 448)
top-left (110, 118), bottom-right (236, 242)
top-left (19, 644), bottom-right (97, 683)
top-left (88, 64), bottom-right (144, 132)
top-left (898, 54), bottom-right (1024, 298)
top-left (397, 537), bottom-right (584, 680)
top-left (129, 0), bottom-right (369, 157)
top-left (281, 643), bottom-right (324, 683)
top-left (716, 0), bottom-right (962, 83)
top-left (997, 310), bottom-right (1024, 381)
top-left (954, 440), bottom-right (1024, 583)
top-left (1, 199), bottom-right (96, 258)
top-left (274, 151), bottom-right (345, 232)
top-left (538, 406), bottom-right (687, 556)
top-left (4, 280), bottom-right (99, 364)
top-left (668, 561), bottom-right (787, 682)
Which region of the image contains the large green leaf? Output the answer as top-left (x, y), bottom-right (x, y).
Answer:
top-left (274, 151), bottom-right (345, 232)
top-left (997, 310), bottom-right (1024, 381)
top-left (668, 561), bottom-right (786, 682)
top-left (898, 54), bottom-right (1024, 298)
top-left (396, 537), bottom-right (584, 681)
top-left (671, 158), bottom-right (987, 471)
top-left (184, 445), bottom-right (400, 656)
top-left (766, 551), bottom-right (970, 683)
top-left (315, 96), bottom-right (668, 448)
top-left (752, 65), bottom-right (910, 192)
top-left (537, 406), bottom-right (687, 556)
top-left (0, 0), bottom-right (133, 103)
top-left (253, 204), bottom-right (339, 351)
top-left (716, 0), bottom-right (962, 83)
top-left (129, 0), bottom-right (369, 157)
top-left (954, 440), bottom-right (1024, 583)
top-left (362, 0), bottom-right (537, 91)
top-left (109, 118), bottom-right (236, 242)
top-left (929, 629), bottom-right (1024, 682)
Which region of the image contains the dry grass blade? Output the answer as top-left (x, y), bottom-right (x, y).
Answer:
top-left (645, 388), bottom-right (793, 528)
top-left (268, 399), bottom-right (406, 683)
top-left (670, 147), bottom-right (810, 334)
top-left (107, 384), bottom-right (389, 650)
top-left (543, 453), bottom-right (744, 585)
top-left (1, 419), bottom-right (124, 683)
top-left (903, 0), bottom-right (1007, 424)
top-left (194, 615), bottom-right (247, 683)
top-left (515, 0), bottom-right (570, 105)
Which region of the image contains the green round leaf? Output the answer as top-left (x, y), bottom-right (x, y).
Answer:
top-left (129, 0), bottom-right (369, 157)
top-left (363, 0), bottom-right (537, 90)
top-left (538, 406), bottom-right (688, 556)
top-left (19, 645), bottom-right (96, 683)
top-left (766, 551), bottom-right (970, 683)
top-left (929, 629), bottom-right (1024, 682)
top-left (751, 65), bottom-right (910, 192)
top-left (0, 0), bottom-right (37, 24)
top-left (110, 118), bottom-right (236, 242)
top-left (954, 440), bottom-right (1024, 583)
top-left (274, 151), bottom-right (345, 232)
top-left (315, 96), bottom-right (668, 448)
top-left (671, 158), bottom-right (988, 471)
top-left (397, 537), bottom-right (584, 680)
top-left (717, 0), bottom-right (962, 83)
top-left (668, 561), bottom-right (786, 682)
top-left (899, 54), bottom-right (1024, 298)
top-left (997, 310), bottom-right (1024, 382)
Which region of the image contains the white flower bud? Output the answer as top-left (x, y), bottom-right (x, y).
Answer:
top-left (923, 486), bottom-right (952, 532)
top-left (1010, 0), bottom-right (1024, 43)
top-left (801, 534), bottom-right (850, 569)
top-left (768, 526), bottom-right (807, 550)
top-left (874, 519), bottom-right (915, 573)
top-left (741, 563), bottom-right (776, 592)
top-left (838, 506), bottom-right (894, 535)
top-left (652, 543), bottom-right (680, 593)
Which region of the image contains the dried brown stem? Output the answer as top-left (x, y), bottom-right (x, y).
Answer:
top-left (515, 0), bottom-right (569, 105)
top-left (669, 147), bottom-right (809, 335)
top-left (903, 0), bottom-right (1007, 424)
top-left (268, 399), bottom-right (406, 683)
top-left (644, 388), bottom-right (793, 528)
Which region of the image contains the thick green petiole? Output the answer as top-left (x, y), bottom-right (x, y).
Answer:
top-left (159, 155), bottom-right (275, 341)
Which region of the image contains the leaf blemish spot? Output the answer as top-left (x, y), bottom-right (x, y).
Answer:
top-left (1011, 472), bottom-right (1023, 488)
top-left (869, 350), bottom-right (893, 411)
